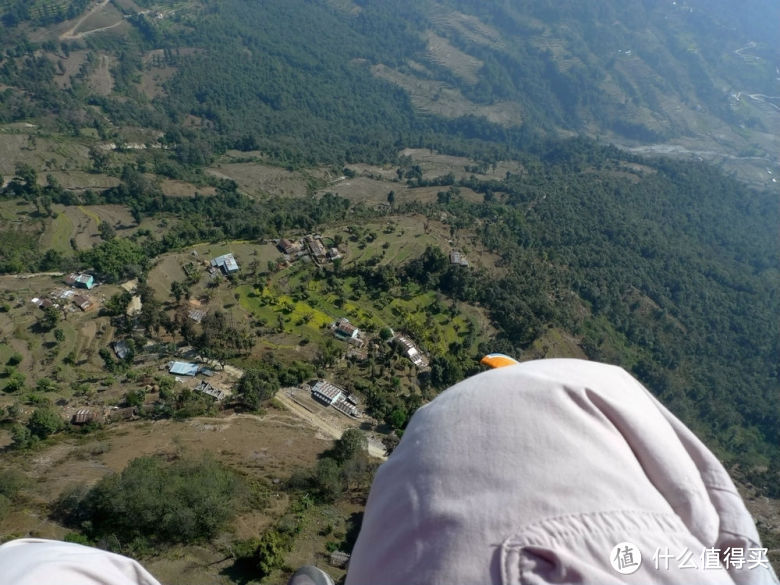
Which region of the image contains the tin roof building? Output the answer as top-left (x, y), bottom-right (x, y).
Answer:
top-left (312, 380), bottom-right (344, 406)
top-left (168, 361), bottom-right (200, 376)
top-left (211, 253), bottom-right (239, 275)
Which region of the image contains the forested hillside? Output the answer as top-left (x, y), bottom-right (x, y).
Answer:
top-left (0, 0), bottom-right (777, 182)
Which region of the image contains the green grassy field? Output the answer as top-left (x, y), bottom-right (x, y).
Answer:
top-left (39, 212), bottom-right (74, 254)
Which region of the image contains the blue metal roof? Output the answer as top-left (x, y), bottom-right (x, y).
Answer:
top-left (169, 361), bottom-right (200, 376)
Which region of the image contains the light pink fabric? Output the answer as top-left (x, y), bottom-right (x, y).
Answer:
top-left (0, 538), bottom-right (162, 585)
top-left (346, 359), bottom-right (778, 585)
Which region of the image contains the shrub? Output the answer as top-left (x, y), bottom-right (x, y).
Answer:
top-left (28, 406), bottom-right (64, 439)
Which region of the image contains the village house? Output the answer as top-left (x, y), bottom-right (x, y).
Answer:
top-left (277, 238), bottom-right (303, 255)
top-left (194, 380), bottom-right (226, 401)
top-left (393, 334), bottom-right (429, 368)
top-left (332, 394), bottom-right (359, 417)
top-left (312, 380), bottom-right (343, 406)
top-left (333, 318), bottom-right (364, 347)
top-left (188, 308), bottom-right (207, 323)
top-left (210, 253), bottom-right (239, 275)
top-left (168, 361), bottom-right (200, 376)
top-left (65, 273), bottom-right (95, 289)
top-left (334, 317), bottom-right (359, 339)
top-left (329, 551), bottom-right (351, 569)
top-left (72, 294), bottom-right (95, 312)
top-left (72, 408), bottom-right (101, 425)
top-left (305, 235), bottom-right (327, 259)
top-left (108, 406), bottom-right (137, 422)
top-left (112, 340), bottom-right (131, 360)
top-left (311, 381), bottom-right (359, 417)
top-left (449, 250), bottom-right (469, 267)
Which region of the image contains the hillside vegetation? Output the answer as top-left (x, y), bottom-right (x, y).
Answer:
top-left (0, 0), bottom-right (777, 579)
top-left (0, 0), bottom-right (777, 183)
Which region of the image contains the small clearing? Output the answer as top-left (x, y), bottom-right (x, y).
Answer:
top-left (87, 54), bottom-right (114, 96)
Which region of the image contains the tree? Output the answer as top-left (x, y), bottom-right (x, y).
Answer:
top-left (61, 456), bottom-right (241, 545)
top-left (13, 163), bottom-right (38, 195)
top-left (98, 221), bottom-right (116, 241)
top-left (27, 406), bottom-right (64, 439)
top-left (39, 306), bottom-right (60, 331)
top-left (10, 424), bottom-right (32, 449)
top-left (314, 458), bottom-right (343, 502)
top-left (36, 378), bottom-right (58, 393)
top-left (255, 529), bottom-right (288, 577)
top-left (124, 389), bottom-right (146, 408)
top-left (333, 428), bottom-right (367, 464)
top-left (88, 147), bottom-right (111, 173)
top-left (104, 291), bottom-right (132, 317)
top-left (236, 368), bottom-right (279, 409)
top-left (382, 433), bottom-right (401, 456)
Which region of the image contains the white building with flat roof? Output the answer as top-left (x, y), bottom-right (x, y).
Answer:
top-left (312, 380), bottom-right (344, 405)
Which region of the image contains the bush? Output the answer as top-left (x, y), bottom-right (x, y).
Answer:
top-left (28, 406), bottom-right (64, 439)
top-left (4, 371), bottom-right (25, 393)
top-left (7, 353), bottom-right (23, 366)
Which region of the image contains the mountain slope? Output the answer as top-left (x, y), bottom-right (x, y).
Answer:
top-left (0, 0), bottom-right (777, 183)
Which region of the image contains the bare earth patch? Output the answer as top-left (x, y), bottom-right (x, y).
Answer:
top-left (161, 179), bottom-right (217, 197)
top-left (87, 54), bottom-right (114, 96)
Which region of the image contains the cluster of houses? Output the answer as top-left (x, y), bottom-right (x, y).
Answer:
top-left (277, 235), bottom-right (342, 264)
top-left (52, 244), bottom-right (439, 429)
top-left (31, 273), bottom-right (98, 314)
top-left (166, 360), bottom-right (228, 401)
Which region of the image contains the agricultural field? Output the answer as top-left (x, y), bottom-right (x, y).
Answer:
top-left (40, 204), bottom-right (140, 252)
top-left (206, 160), bottom-right (329, 199)
top-left (160, 178), bottom-right (216, 197)
top-left (397, 148), bottom-right (525, 181)
top-left (146, 241), bottom-right (282, 301)
top-left (338, 215), bottom-right (502, 274)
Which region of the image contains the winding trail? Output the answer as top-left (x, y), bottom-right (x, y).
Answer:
top-left (60, 0), bottom-right (114, 40)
